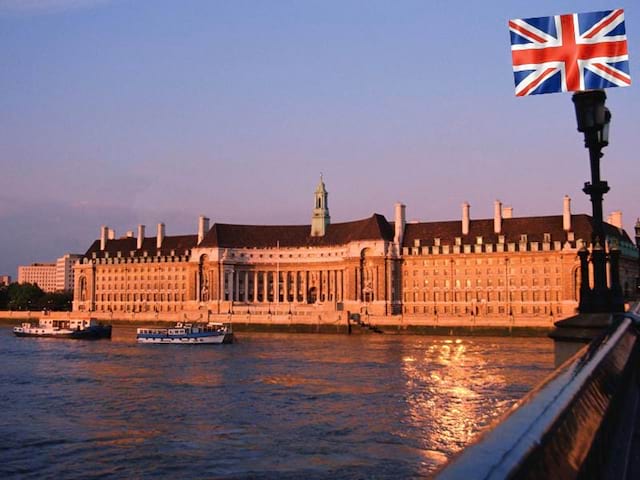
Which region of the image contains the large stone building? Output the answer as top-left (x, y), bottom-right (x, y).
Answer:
top-left (73, 179), bottom-right (639, 321)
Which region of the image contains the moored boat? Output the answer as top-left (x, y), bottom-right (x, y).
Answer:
top-left (136, 322), bottom-right (233, 344)
top-left (13, 318), bottom-right (112, 340)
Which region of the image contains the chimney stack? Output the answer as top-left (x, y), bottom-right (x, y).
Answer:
top-left (137, 224), bottom-right (145, 250)
top-left (607, 211), bottom-right (623, 229)
top-left (563, 195), bottom-right (572, 231)
top-left (462, 202), bottom-right (470, 235)
top-left (157, 223), bottom-right (165, 249)
top-left (502, 206), bottom-right (513, 219)
top-left (198, 215), bottom-right (210, 244)
top-left (100, 225), bottom-right (108, 251)
top-left (494, 200), bottom-right (502, 234)
top-left (108, 228), bottom-right (115, 240)
top-left (394, 203), bottom-right (406, 247)
top-left (126, 230), bottom-right (134, 238)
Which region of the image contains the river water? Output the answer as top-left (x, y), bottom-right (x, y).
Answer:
top-left (0, 326), bottom-right (554, 479)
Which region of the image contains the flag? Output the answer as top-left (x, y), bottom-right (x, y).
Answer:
top-left (509, 9), bottom-right (631, 96)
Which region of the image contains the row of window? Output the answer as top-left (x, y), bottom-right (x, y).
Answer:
top-left (226, 250), bottom-right (346, 259)
top-left (403, 290), bottom-right (562, 302)
top-left (97, 293), bottom-right (187, 302)
top-left (404, 266), bottom-right (561, 276)
top-left (404, 277), bottom-right (561, 288)
top-left (97, 274), bottom-right (187, 282)
top-left (96, 283), bottom-right (187, 291)
top-left (404, 305), bottom-right (563, 315)
top-left (405, 255), bottom-right (559, 266)
top-left (94, 304), bottom-right (182, 313)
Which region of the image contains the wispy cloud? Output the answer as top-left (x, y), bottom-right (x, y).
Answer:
top-left (0, 0), bottom-right (113, 15)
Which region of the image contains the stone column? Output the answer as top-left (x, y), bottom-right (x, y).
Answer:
top-left (284, 271), bottom-right (289, 302)
top-left (244, 271), bottom-right (249, 302)
top-left (227, 271), bottom-right (233, 302)
top-left (345, 266), bottom-right (353, 302)
top-left (326, 270), bottom-right (330, 300)
top-left (324, 270), bottom-right (328, 301)
top-left (303, 271), bottom-right (308, 303)
top-left (332, 270), bottom-right (337, 302)
top-left (293, 271), bottom-right (299, 303)
top-left (373, 265), bottom-right (380, 302)
top-left (254, 271), bottom-right (258, 303)
top-left (263, 272), bottom-right (269, 302)
top-left (90, 265), bottom-right (97, 311)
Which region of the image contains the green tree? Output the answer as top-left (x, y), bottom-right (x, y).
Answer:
top-left (0, 285), bottom-right (8, 310)
top-left (6, 283), bottom-right (45, 311)
top-left (37, 291), bottom-right (73, 311)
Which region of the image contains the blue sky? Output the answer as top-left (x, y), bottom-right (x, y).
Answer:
top-left (1, 0), bottom-right (638, 278)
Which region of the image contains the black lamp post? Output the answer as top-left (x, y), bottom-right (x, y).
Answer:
top-left (572, 90), bottom-right (619, 312)
top-left (635, 218), bottom-right (640, 297)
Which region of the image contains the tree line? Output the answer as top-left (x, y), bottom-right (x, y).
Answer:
top-left (0, 283), bottom-right (73, 311)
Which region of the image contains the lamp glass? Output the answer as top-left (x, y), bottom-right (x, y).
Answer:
top-left (572, 90), bottom-right (607, 132)
top-left (599, 108), bottom-right (611, 146)
top-left (600, 121), bottom-right (610, 146)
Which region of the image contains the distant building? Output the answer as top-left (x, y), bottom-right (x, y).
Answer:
top-left (0, 275), bottom-right (11, 286)
top-left (19, 263), bottom-right (57, 292)
top-left (56, 254), bottom-right (83, 292)
top-left (73, 179), bottom-right (639, 319)
top-left (18, 254), bottom-right (83, 292)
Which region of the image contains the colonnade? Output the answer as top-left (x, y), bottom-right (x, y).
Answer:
top-left (221, 269), bottom-right (346, 304)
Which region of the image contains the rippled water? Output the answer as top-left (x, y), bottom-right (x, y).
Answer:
top-left (0, 326), bottom-right (554, 479)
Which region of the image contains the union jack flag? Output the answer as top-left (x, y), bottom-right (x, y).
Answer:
top-left (509, 9), bottom-right (631, 96)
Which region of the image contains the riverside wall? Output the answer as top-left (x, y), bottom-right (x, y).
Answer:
top-left (0, 309), bottom-right (563, 335)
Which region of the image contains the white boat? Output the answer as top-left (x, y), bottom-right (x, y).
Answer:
top-left (136, 322), bottom-right (233, 344)
top-left (13, 318), bottom-right (112, 340)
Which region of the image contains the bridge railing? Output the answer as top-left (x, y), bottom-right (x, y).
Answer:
top-left (436, 306), bottom-right (640, 480)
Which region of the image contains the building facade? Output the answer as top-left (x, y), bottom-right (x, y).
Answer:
top-left (18, 254), bottom-right (83, 292)
top-left (18, 263), bottom-right (57, 292)
top-left (73, 179), bottom-right (639, 320)
top-left (0, 275), bottom-right (11, 286)
top-left (56, 254), bottom-right (83, 292)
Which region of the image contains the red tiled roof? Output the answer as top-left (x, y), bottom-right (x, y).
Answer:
top-left (200, 214), bottom-right (394, 248)
top-left (83, 235), bottom-right (198, 259)
top-left (402, 214), bottom-right (633, 247)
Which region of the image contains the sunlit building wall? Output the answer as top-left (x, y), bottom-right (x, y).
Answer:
top-left (56, 254), bottom-right (83, 292)
top-left (18, 263), bottom-right (57, 292)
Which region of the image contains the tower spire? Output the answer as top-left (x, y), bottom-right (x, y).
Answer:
top-left (311, 175), bottom-right (330, 237)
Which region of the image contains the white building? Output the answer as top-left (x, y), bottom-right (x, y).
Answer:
top-left (56, 254), bottom-right (82, 292)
